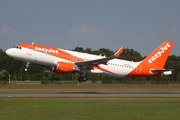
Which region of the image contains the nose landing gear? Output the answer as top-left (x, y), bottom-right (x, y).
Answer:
top-left (25, 62), bottom-right (30, 71)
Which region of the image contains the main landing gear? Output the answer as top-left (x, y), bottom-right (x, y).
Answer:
top-left (78, 76), bottom-right (87, 82)
top-left (77, 71), bottom-right (88, 82)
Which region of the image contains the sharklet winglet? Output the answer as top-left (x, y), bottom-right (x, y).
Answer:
top-left (114, 46), bottom-right (125, 57)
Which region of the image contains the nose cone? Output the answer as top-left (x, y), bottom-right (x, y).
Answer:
top-left (6, 48), bottom-right (14, 57)
top-left (6, 49), bottom-right (10, 55)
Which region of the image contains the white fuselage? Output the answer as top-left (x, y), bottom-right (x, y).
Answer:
top-left (6, 47), bottom-right (140, 77)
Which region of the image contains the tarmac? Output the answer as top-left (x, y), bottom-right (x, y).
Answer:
top-left (0, 91), bottom-right (180, 98)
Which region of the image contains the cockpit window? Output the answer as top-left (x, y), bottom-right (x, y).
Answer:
top-left (14, 46), bottom-right (22, 49)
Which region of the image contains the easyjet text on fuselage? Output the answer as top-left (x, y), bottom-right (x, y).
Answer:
top-left (34, 47), bottom-right (58, 54)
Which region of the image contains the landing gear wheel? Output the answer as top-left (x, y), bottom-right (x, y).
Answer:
top-left (82, 76), bottom-right (87, 82)
top-left (78, 77), bottom-right (83, 82)
top-left (78, 76), bottom-right (88, 82)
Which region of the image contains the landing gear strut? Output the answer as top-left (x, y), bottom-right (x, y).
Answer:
top-left (25, 62), bottom-right (30, 71)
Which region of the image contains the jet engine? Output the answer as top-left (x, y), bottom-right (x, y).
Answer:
top-left (53, 62), bottom-right (76, 74)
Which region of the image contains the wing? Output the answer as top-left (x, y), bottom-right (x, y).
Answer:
top-left (75, 46), bottom-right (125, 69)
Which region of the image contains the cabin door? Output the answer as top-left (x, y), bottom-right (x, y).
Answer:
top-left (26, 45), bottom-right (33, 55)
top-left (136, 65), bottom-right (142, 74)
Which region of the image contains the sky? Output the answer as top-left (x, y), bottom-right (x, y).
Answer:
top-left (0, 0), bottom-right (180, 56)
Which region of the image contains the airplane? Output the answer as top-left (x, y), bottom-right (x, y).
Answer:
top-left (6, 41), bottom-right (174, 82)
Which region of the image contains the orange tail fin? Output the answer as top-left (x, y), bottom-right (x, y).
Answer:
top-left (142, 41), bottom-right (174, 69)
top-left (126, 41), bottom-right (174, 77)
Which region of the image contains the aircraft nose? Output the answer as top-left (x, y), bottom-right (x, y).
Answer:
top-left (6, 48), bottom-right (14, 57)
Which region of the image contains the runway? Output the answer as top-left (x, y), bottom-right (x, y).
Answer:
top-left (0, 91), bottom-right (180, 98)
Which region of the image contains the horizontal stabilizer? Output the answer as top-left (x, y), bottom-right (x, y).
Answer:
top-left (150, 69), bottom-right (173, 75)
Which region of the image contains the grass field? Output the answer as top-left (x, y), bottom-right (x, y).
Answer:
top-left (0, 84), bottom-right (180, 120)
top-left (0, 98), bottom-right (180, 120)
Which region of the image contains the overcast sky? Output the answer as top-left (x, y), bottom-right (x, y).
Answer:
top-left (0, 0), bottom-right (180, 56)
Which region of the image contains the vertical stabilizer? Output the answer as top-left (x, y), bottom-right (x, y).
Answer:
top-left (142, 41), bottom-right (174, 69)
top-left (126, 41), bottom-right (174, 77)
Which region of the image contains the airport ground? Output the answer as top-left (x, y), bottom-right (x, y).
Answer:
top-left (1, 82), bottom-right (180, 92)
top-left (0, 83), bottom-right (180, 120)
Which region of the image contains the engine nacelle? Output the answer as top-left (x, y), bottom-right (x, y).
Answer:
top-left (53, 62), bottom-right (75, 74)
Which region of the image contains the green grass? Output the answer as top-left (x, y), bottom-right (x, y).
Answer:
top-left (0, 84), bottom-right (180, 120)
top-left (0, 98), bottom-right (180, 120)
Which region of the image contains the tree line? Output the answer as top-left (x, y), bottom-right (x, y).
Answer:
top-left (0, 47), bottom-right (180, 84)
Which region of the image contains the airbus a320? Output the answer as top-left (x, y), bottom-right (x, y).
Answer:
top-left (6, 41), bottom-right (174, 82)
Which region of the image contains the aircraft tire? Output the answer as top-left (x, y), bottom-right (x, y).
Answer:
top-left (82, 76), bottom-right (87, 82)
top-left (78, 77), bottom-right (83, 82)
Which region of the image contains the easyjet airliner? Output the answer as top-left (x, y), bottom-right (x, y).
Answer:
top-left (6, 41), bottom-right (174, 82)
